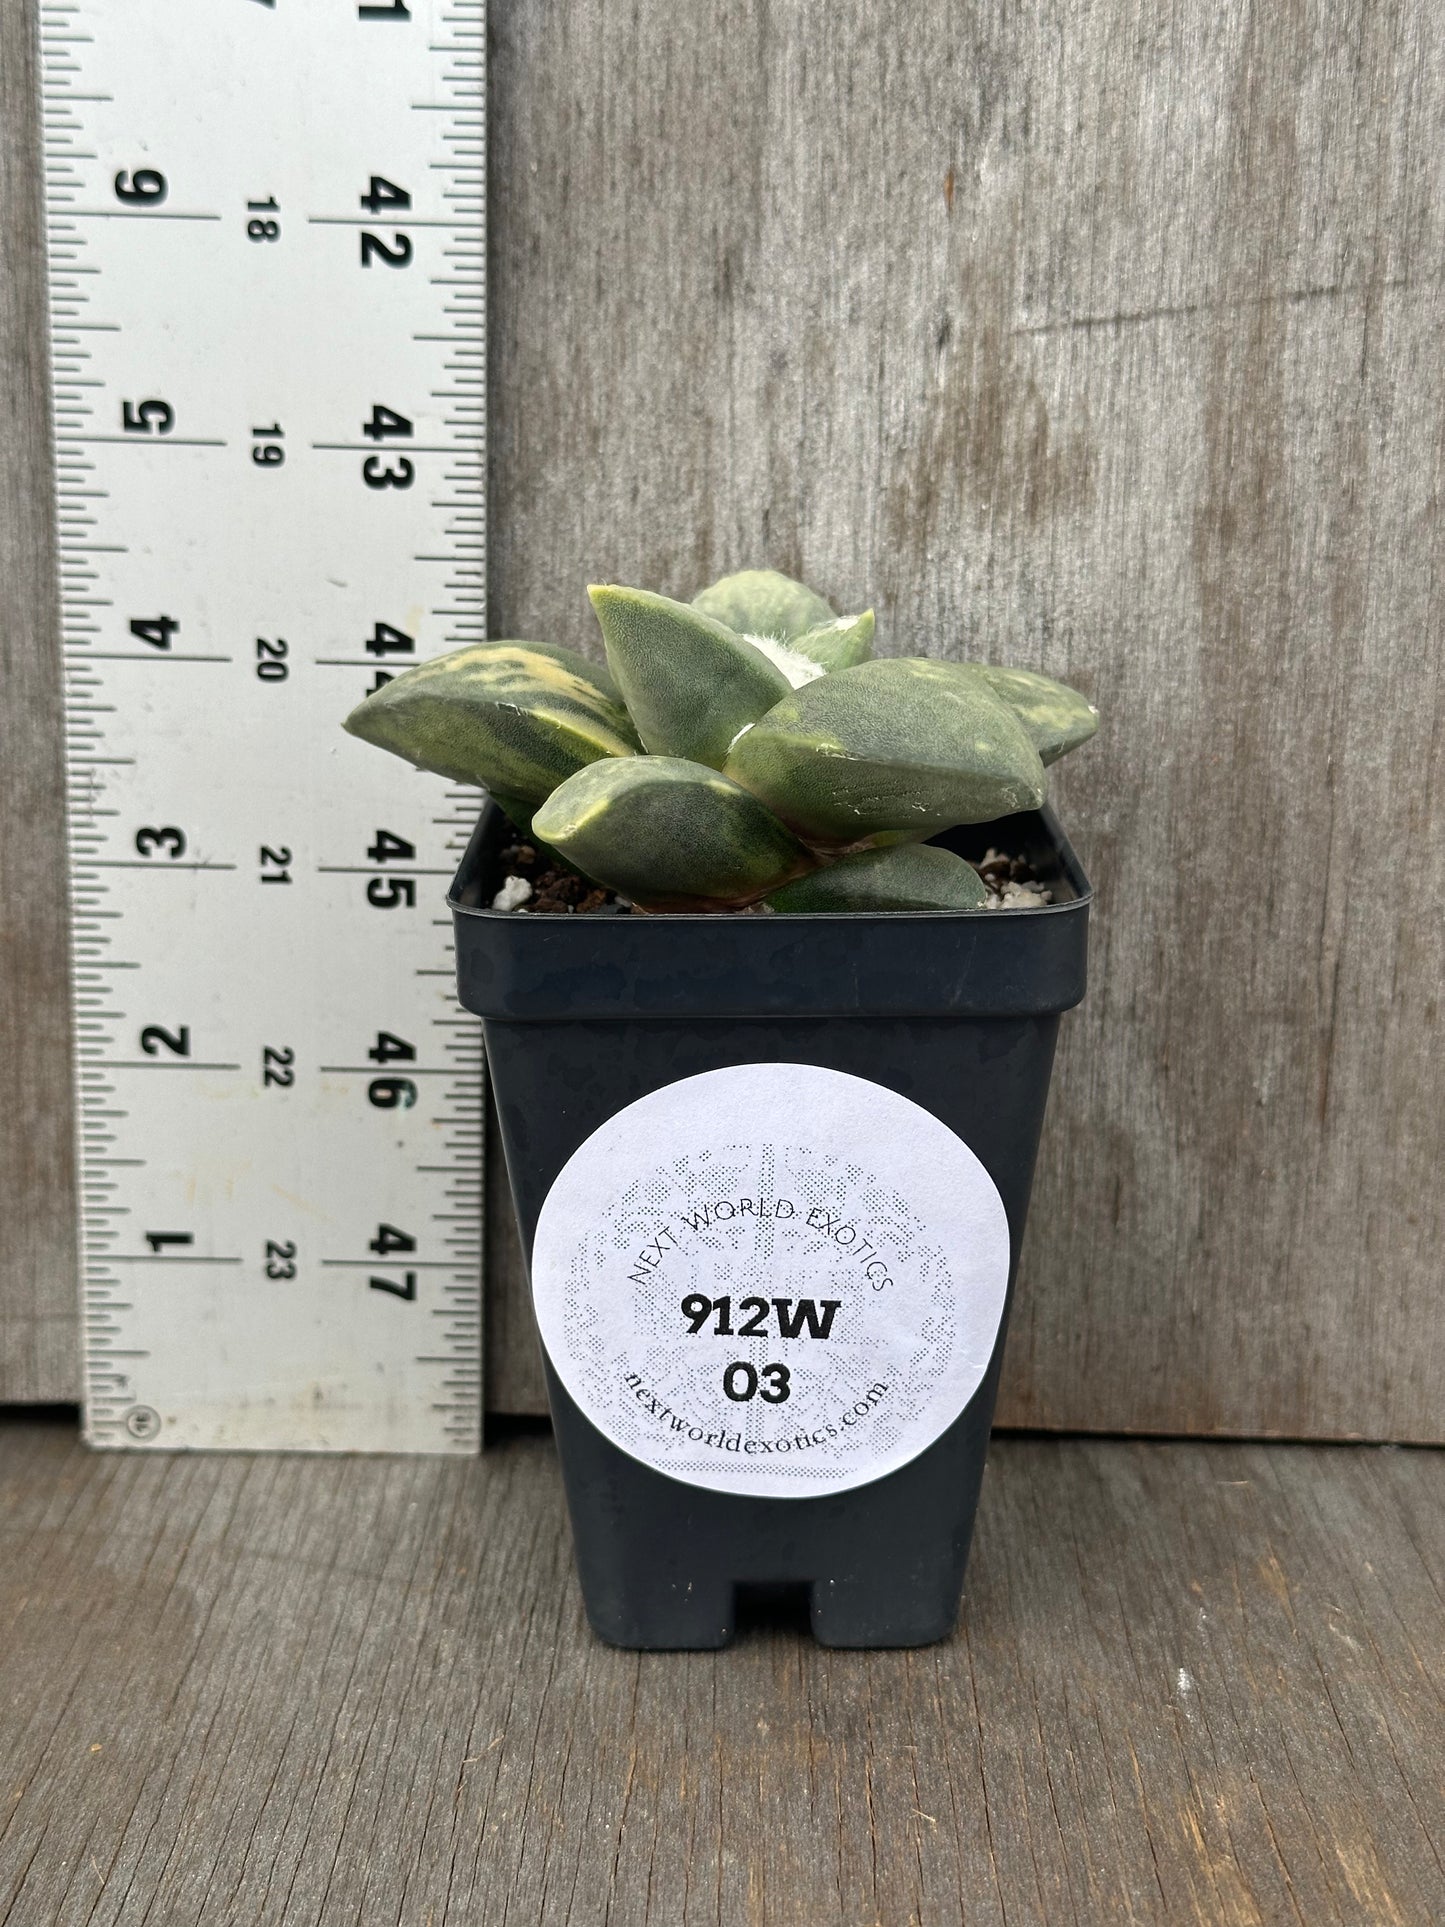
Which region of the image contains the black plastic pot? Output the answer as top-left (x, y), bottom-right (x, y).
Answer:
top-left (451, 803), bottom-right (1091, 1650)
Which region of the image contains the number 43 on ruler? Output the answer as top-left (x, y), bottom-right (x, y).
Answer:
top-left (43, 0), bottom-right (487, 1451)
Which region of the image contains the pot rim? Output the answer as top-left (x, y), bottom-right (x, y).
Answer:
top-left (449, 801), bottom-right (1092, 1019)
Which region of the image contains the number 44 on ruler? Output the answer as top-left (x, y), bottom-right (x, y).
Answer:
top-left (42, 0), bottom-right (487, 1451)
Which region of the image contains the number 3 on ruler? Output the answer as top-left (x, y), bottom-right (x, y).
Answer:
top-left (46, 0), bottom-right (485, 1452)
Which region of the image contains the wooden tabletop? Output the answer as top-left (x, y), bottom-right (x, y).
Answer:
top-left (2, 1418), bottom-right (1441, 1925)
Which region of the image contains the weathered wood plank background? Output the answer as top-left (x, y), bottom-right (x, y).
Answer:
top-left (3, 1420), bottom-right (1443, 1924)
top-left (3, 1), bottom-right (1442, 1435)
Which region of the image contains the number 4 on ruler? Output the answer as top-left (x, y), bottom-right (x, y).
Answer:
top-left (45, 0), bottom-right (486, 1452)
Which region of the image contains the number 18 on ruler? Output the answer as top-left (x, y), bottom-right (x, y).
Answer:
top-left (43, 0), bottom-right (486, 1451)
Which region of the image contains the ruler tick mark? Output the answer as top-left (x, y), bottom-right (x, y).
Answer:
top-left (65, 209), bottom-right (223, 222)
top-left (47, 0), bottom-right (486, 1456)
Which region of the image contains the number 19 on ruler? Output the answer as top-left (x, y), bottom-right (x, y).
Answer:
top-left (44, 0), bottom-right (487, 1451)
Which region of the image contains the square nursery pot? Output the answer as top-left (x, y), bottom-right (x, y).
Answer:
top-left (450, 802), bottom-right (1091, 1650)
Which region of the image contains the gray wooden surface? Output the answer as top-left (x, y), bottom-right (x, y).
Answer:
top-left (1, 1418), bottom-right (1442, 1925)
top-left (5, 1), bottom-right (1445, 1436)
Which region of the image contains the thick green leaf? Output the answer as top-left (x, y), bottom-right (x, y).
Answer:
top-left (691, 568), bottom-right (835, 641)
top-left (766, 843), bottom-right (988, 913)
top-left (693, 570), bottom-right (875, 673)
top-left (724, 657), bottom-right (1046, 849)
top-left (532, 755), bottom-right (812, 910)
top-left (970, 664), bottom-right (1099, 765)
top-left (342, 641), bottom-right (640, 804)
top-left (588, 584), bottom-right (792, 768)
top-left (793, 610), bottom-right (875, 671)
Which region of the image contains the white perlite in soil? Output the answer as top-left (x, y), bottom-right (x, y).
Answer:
top-left (973, 848), bottom-right (1053, 909)
top-left (491, 874), bottom-right (534, 913)
top-left (984, 884), bottom-right (1052, 908)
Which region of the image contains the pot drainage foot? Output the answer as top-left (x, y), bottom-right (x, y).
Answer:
top-left (809, 1575), bottom-right (960, 1650)
top-left (580, 1573), bottom-right (962, 1651)
top-left (583, 1579), bottom-right (739, 1652)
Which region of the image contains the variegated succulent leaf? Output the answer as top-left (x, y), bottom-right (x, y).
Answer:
top-left (691, 568), bottom-right (835, 641)
top-left (968, 664), bottom-right (1099, 765)
top-left (588, 583), bottom-right (792, 768)
top-left (531, 755), bottom-right (812, 911)
top-left (342, 641), bottom-right (640, 804)
top-left (765, 842), bottom-right (988, 913)
top-left (724, 657), bottom-right (1047, 849)
top-left (791, 609), bottom-right (875, 672)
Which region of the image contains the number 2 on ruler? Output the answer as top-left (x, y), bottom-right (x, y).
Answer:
top-left (44, 0), bottom-right (486, 1452)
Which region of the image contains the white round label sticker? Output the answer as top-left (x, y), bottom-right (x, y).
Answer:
top-left (531, 1063), bottom-right (1011, 1498)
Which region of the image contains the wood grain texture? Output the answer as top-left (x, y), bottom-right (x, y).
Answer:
top-left (2, 0), bottom-right (1442, 1437)
top-left (1, 1419), bottom-right (1443, 1924)
top-left (484, 0), bottom-right (1445, 1434)
top-left (0, 0), bottom-right (79, 1402)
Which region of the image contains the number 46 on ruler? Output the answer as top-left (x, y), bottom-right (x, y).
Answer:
top-left (43, 0), bottom-right (487, 1451)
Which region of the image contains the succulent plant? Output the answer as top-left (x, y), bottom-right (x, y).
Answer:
top-left (532, 756), bottom-right (812, 912)
top-left (766, 842), bottom-right (989, 913)
top-left (588, 586), bottom-right (796, 768)
top-left (722, 658), bottom-right (1047, 849)
top-left (342, 640), bottom-right (640, 825)
top-left (343, 570), bottom-right (1097, 913)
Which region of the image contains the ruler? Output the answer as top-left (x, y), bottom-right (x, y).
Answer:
top-left (40, 0), bottom-right (485, 1452)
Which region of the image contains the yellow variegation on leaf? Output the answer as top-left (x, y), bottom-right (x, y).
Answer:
top-left (342, 641), bottom-right (640, 805)
top-left (341, 570), bottom-right (1099, 913)
top-left (533, 755), bottom-right (812, 911)
top-left (724, 657), bottom-right (1046, 849)
top-left (967, 664), bottom-right (1099, 766)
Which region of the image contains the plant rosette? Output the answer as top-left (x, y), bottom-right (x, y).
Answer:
top-left (345, 568), bottom-right (1096, 1649)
